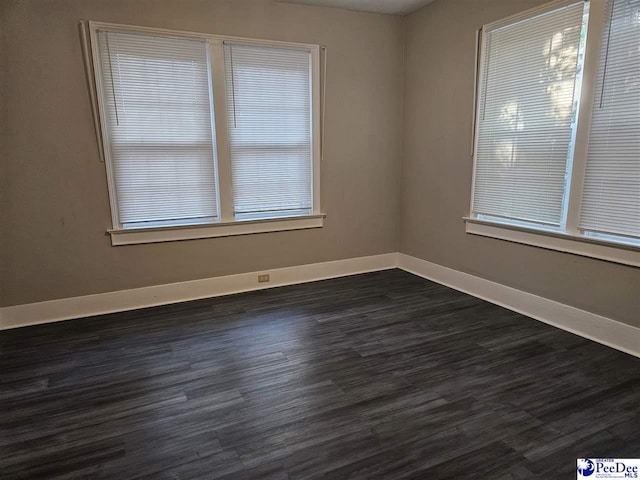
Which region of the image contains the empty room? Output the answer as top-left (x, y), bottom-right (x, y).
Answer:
top-left (1, 0), bottom-right (639, 478)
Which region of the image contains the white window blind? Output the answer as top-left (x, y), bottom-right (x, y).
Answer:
top-left (579, 0), bottom-right (640, 242)
top-left (224, 43), bottom-right (313, 219)
top-left (472, 2), bottom-right (586, 227)
top-left (96, 31), bottom-right (218, 228)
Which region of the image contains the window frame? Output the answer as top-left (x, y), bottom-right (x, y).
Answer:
top-left (87, 21), bottom-right (323, 246)
top-left (466, 0), bottom-right (640, 267)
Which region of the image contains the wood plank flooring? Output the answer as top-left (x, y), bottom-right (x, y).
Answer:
top-left (0, 269), bottom-right (638, 479)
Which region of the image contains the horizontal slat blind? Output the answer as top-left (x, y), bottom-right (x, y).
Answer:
top-left (472, 2), bottom-right (585, 226)
top-left (224, 43), bottom-right (312, 219)
top-left (96, 31), bottom-right (218, 226)
top-left (579, 0), bottom-right (640, 240)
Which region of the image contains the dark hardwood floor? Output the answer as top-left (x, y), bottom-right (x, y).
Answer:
top-left (1, 269), bottom-right (638, 479)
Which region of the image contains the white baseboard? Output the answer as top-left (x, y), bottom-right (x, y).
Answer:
top-left (0, 253), bottom-right (398, 330)
top-left (2, 251), bottom-right (636, 358)
top-left (398, 253), bottom-right (640, 358)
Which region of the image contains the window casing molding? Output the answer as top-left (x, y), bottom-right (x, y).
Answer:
top-left (464, 217), bottom-right (639, 267)
top-left (109, 214), bottom-right (326, 246)
top-left (466, 0), bottom-right (640, 267)
top-left (86, 21), bottom-right (323, 245)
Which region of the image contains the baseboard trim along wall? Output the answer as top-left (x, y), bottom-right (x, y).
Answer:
top-left (398, 253), bottom-right (640, 358)
top-left (0, 253), bottom-right (398, 331)
top-left (1, 252), bottom-right (637, 358)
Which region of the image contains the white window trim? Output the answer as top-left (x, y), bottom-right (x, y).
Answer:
top-left (464, 217), bottom-right (639, 267)
top-left (109, 214), bottom-right (325, 246)
top-left (85, 21), bottom-right (323, 246)
top-left (466, 0), bottom-right (640, 267)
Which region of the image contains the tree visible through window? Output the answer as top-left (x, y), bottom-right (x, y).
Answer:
top-left (471, 0), bottom-right (639, 248)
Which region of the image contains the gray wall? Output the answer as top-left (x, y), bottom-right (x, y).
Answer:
top-left (0, 2), bottom-right (8, 306)
top-left (3, 0), bottom-right (638, 329)
top-left (1, 0), bottom-right (404, 306)
top-left (401, 0), bottom-right (640, 327)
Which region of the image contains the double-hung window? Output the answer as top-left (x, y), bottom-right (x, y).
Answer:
top-left (468, 0), bottom-right (640, 266)
top-left (87, 23), bottom-right (322, 245)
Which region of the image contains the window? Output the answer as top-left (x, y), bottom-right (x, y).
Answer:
top-left (88, 23), bottom-right (322, 245)
top-left (468, 0), bottom-right (640, 266)
top-left (224, 44), bottom-right (314, 220)
top-left (579, 0), bottom-right (640, 244)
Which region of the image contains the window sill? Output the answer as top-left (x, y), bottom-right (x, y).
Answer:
top-left (108, 214), bottom-right (325, 246)
top-left (464, 217), bottom-right (639, 267)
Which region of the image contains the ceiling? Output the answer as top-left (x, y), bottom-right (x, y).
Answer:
top-left (276, 0), bottom-right (436, 15)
